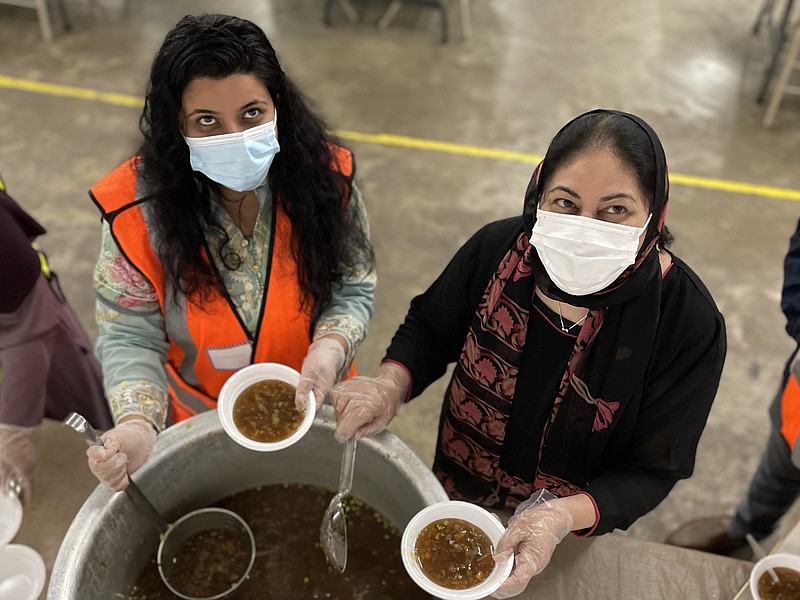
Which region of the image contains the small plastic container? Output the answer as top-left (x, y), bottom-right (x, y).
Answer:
top-left (0, 544), bottom-right (46, 600)
top-left (0, 489), bottom-right (46, 600)
top-left (749, 552), bottom-right (800, 600)
top-left (0, 492), bottom-right (22, 548)
top-left (218, 362), bottom-right (315, 452)
top-left (401, 500), bottom-right (514, 600)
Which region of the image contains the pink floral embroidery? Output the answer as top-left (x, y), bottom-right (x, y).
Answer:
top-left (486, 419), bottom-right (506, 440)
top-left (464, 335), bottom-right (480, 364)
top-left (484, 278), bottom-right (504, 314)
top-left (445, 438), bottom-right (471, 462)
top-left (499, 374), bottom-right (517, 399)
top-left (499, 253), bottom-right (519, 280)
top-left (474, 357), bottom-right (498, 386)
top-left (106, 256), bottom-right (157, 307)
top-left (458, 401), bottom-right (483, 426)
top-left (491, 305), bottom-right (515, 337)
top-left (471, 457), bottom-right (495, 478)
top-left (510, 323), bottom-right (527, 349)
top-left (593, 398), bottom-right (620, 431)
top-left (450, 381), bottom-right (466, 405)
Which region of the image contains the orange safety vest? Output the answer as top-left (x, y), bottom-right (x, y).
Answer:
top-left (90, 148), bottom-right (356, 423)
top-left (781, 373), bottom-right (800, 453)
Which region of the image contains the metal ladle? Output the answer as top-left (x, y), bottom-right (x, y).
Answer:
top-left (320, 437), bottom-right (357, 572)
top-left (63, 412), bottom-right (256, 600)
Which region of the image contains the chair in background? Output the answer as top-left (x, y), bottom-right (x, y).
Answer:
top-left (377, 0), bottom-right (473, 43)
top-left (323, 0), bottom-right (471, 44)
top-left (753, 0), bottom-right (798, 103)
top-left (0, 0), bottom-right (69, 41)
top-left (324, 0), bottom-right (360, 26)
top-left (377, 0), bottom-right (449, 43)
top-left (763, 19), bottom-right (800, 126)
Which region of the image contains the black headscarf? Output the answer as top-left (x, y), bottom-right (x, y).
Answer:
top-left (522, 109), bottom-right (670, 309)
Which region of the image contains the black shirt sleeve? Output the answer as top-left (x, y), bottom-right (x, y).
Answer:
top-left (782, 218), bottom-right (800, 343)
top-left (0, 189), bottom-right (46, 313)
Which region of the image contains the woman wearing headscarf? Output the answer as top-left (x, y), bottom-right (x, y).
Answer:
top-left (85, 14), bottom-right (375, 491)
top-left (331, 109), bottom-right (726, 597)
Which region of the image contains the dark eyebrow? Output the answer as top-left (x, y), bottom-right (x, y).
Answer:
top-left (185, 107), bottom-right (219, 117)
top-left (241, 99), bottom-right (269, 111)
top-left (550, 186), bottom-right (637, 203)
top-left (599, 193), bottom-right (637, 202)
top-left (185, 99), bottom-right (268, 118)
top-left (550, 185), bottom-right (580, 198)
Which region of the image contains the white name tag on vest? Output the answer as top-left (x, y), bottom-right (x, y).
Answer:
top-left (206, 342), bottom-right (253, 371)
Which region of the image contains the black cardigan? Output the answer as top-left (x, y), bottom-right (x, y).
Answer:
top-left (385, 216), bottom-right (726, 535)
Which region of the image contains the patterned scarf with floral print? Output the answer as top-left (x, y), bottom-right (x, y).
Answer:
top-left (432, 229), bottom-right (662, 510)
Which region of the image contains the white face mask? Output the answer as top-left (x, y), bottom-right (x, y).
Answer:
top-left (184, 112), bottom-right (280, 192)
top-left (530, 209), bottom-right (652, 296)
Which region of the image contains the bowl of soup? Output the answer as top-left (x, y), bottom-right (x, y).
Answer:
top-left (217, 362), bottom-right (315, 452)
top-left (401, 500), bottom-right (513, 600)
top-left (750, 552), bottom-right (800, 600)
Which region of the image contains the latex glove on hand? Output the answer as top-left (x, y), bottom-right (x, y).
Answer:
top-left (491, 496), bottom-right (574, 598)
top-left (86, 418), bottom-right (156, 492)
top-left (0, 424), bottom-right (36, 503)
top-left (330, 361), bottom-right (409, 443)
top-left (296, 336), bottom-right (347, 411)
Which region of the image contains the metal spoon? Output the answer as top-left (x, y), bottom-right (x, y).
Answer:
top-left (320, 437), bottom-right (357, 572)
top-left (746, 533), bottom-right (780, 584)
top-left (3, 475), bottom-right (21, 499)
top-left (63, 412), bottom-right (169, 535)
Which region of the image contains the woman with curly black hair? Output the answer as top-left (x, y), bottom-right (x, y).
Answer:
top-left (85, 14), bottom-right (375, 491)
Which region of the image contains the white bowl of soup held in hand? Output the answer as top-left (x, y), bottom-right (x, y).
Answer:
top-left (401, 500), bottom-right (513, 600)
top-left (750, 552), bottom-right (800, 600)
top-left (218, 362), bottom-right (315, 452)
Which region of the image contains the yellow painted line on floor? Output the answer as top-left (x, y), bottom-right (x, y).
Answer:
top-left (332, 129), bottom-right (544, 163)
top-left (3, 74), bottom-right (800, 202)
top-left (0, 74), bottom-right (143, 107)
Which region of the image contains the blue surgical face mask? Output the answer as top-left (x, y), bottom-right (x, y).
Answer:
top-left (184, 111), bottom-right (280, 192)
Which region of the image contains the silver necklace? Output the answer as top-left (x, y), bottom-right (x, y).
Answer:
top-left (556, 301), bottom-right (589, 333)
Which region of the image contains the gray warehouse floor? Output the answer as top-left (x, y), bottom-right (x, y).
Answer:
top-left (2, 0), bottom-right (800, 563)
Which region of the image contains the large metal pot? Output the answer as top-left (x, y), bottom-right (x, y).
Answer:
top-left (48, 407), bottom-right (447, 599)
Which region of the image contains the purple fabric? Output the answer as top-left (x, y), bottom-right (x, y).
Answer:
top-left (0, 275), bottom-right (113, 430)
top-left (0, 189), bottom-right (46, 313)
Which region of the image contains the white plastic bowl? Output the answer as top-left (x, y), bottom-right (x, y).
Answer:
top-left (401, 500), bottom-right (514, 600)
top-left (0, 544), bottom-right (45, 600)
top-left (750, 552), bottom-right (800, 600)
top-left (217, 362), bottom-right (315, 452)
top-left (0, 492), bottom-right (22, 548)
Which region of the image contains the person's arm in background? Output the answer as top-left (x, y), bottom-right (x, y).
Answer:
top-left (296, 183), bottom-right (376, 409)
top-left (0, 277), bottom-right (59, 502)
top-left (781, 218), bottom-right (800, 343)
top-left (86, 221), bottom-right (169, 490)
top-left (0, 187), bottom-right (54, 502)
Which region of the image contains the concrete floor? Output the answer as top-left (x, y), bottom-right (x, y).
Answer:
top-left (2, 0), bottom-right (800, 567)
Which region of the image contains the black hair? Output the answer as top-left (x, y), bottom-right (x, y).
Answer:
top-left (137, 13), bottom-right (373, 320)
top-left (527, 111), bottom-right (673, 248)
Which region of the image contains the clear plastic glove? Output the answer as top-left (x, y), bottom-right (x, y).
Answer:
top-left (86, 418), bottom-right (156, 492)
top-left (330, 361), bottom-right (409, 442)
top-left (0, 425), bottom-right (36, 503)
top-left (296, 336), bottom-right (347, 410)
top-left (491, 490), bottom-right (574, 599)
